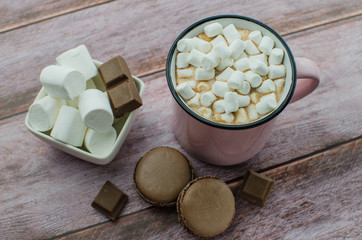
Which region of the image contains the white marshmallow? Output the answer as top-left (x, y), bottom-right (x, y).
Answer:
top-left (249, 53), bottom-right (268, 65)
top-left (176, 82), bottom-right (195, 100)
top-left (256, 79), bottom-right (276, 93)
top-left (198, 107), bottom-right (212, 119)
top-left (237, 80), bottom-right (251, 95)
top-left (229, 39), bottom-right (245, 59)
top-left (260, 92), bottom-right (277, 102)
top-left (212, 81), bottom-right (229, 97)
top-left (274, 78), bottom-right (285, 94)
top-left (220, 113), bottom-right (234, 123)
top-left (177, 68), bottom-right (193, 78)
top-left (216, 57), bottom-right (234, 71)
top-left (196, 82), bottom-right (211, 91)
top-left (227, 71), bottom-right (245, 89)
top-left (233, 58), bottom-right (250, 71)
top-left (213, 41), bottom-right (232, 59)
top-left (187, 93), bottom-right (201, 107)
top-left (201, 50), bottom-right (220, 70)
top-left (200, 91), bottom-right (217, 107)
top-left (269, 48), bottom-right (284, 65)
top-left (223, 24), bottom-right (241, 44)
top-left (66, 98), bottom-right (78, 108)
top-left (177, 38), bottom-right (196, 52)
top-left (40, 65), bottom-right (86, 100)
top-left (268, 65), bottom-right (286, 79)
top-left (56, 45), bottom-right (97, 81)
top-left (177, 53), bottom-right (189, 68)
top-left (235, 51), bottom-right (247, 60)
top-left (245, 71), bottom-right (262, 88)
top-left (78, 89), bottom-right (114, 132)
top-left (216, 67), bottom-right (235, 81)
top-left (258, 36), bottom-right (274, 55)
top-left (193, 37), bottom-right (211, 53)
top-left (224, 92), bottom-right (239, 113)
top-left (249, 59), bottom-right (269, 76)
top-left (248, 30), bottom-right (263, 44)
top-left (195, 68), bottom-right (215, 80)
top-left (244, 39), bottom-right (260, 55)
top-left (247, 104), bottom-right (259, 121)
top-left (84, 127), bottom-right (117, 156)
top-left (256, 93), bottom-right (277, 115)
top-left (185, 80), bottom-right (197, 89)
top-left (212, 100), bottom-right (225, 113)
top-left (235, 108), bottom-right (249, 124)
top-left (238, 94), bottom-right (250, 107)
top-left (28, 96), bottom-right (64, 132)
top-left (204, 23), bottom-right (223, 37)
top-left (187, 49), bottom-right (204, 67)
top-left (249, 92), bottom-right (259, 103)
top-left (50, 105), bottom-right (87, 147)
top-left (211, 35), bottom-right (228, 47)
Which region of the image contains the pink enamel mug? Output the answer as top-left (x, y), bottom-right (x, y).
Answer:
top-left (166, 15), bottom-right (320, 166)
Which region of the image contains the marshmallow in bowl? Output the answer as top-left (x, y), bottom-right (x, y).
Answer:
top-left (40, 65), bottom-right (86, 100)
top-left (204, 22), bottom-right (223, 37)
top-left (247, 104), bottom-right (259, 121)
top-left (249, 59), bottom-right (269, 76)
top-left (274, 78), bottom-right (285, 94)
top-left (212, 81), bottom-right (229, 97)
top-left (56, 45), bottom-right (98, 81)
top-left (220, 113), bottom-right (234, 123)
top-left (193, 37), bottom-right (212, 53)
top-left (269, 48), bottom-right (284, 65)
top-left (235, 108), bottom-right (249, 124)
top-left (176, 82), bottom-right (195, 100)
top-left (213, 41), bottom-right (232, 59)
top-left (201, 51), bottom-right (220, 71)
top-left (177, 38), bottom-right (196, 52)
top-left (248, 30), bottom-right (263, 44)
top-left (258, 36), bottom-right (274, 55)
top-left (256, 93), bottom-right (278, 114)
top-left (198, 107), bottom-right (212, 119)
top-left (200, 91), bottom-right (217, 107)
top-left (238, 95), bottom-right (250, 107)
top-left (223, 24), bottom-right (241, 44)
top-left (233, 58), bottom-right (250, 71)
top-left (196, 82), bottom-right (211, 91)
top-left (249, 53), bottom-right (268, 65)
top-left (177, 68), bottom-right (193, 78)
top-left (187, 49), bottom-right (205, 67)
top-left (28, 96), bottom-right (65, 132)
top-left (187, 93), bottom-right (201, 107)
top-left (211, 35), bottom-right (228, 47)
top-left (195, 68), bottom-right (215, 80)
top-left (50, 105), bottom-right (87, 147)
top-left (256, 79), bottom-right (276, 93)
top-left (212, 100), bottom-right (225, 113)
top-left (216, 57), bottom-right (234, 71)
top-left (229, 39), bottom-right (245, 59)
top-left (237, 80), bottom-right (251, 95)
top-left (216, 67), bottom-right (235, 81)
top-left (227, 71), bottom-right (245, 89)
top-left (224, 92), bottom-right (239, 113)
top-left (245, 71), bottom-right (262, 88)
top-left (235, 51), bottom-right (247, 60)
top-left (177, 53), bottom-right (189, 69)
top-left (268, 65), bottom-right (286, 79)
top-left (84, 127), bottom-right (117, 156)
top-left (244, 39), bottom-right (260, 55)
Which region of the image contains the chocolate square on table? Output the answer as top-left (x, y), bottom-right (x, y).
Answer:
top-left (237, 170), bottom-right (274, 207)
top-left (91, 181), bottom-right (128, 222)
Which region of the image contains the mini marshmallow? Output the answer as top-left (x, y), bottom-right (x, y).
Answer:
top-left (256, 79), bottom-right (276, 93)
top-left (269, 48), bottom-right (284, 65)
top-left (233, 58), bottom-right (250, 71)
top-left (211, 35), bottom-right (228, 47)
top-left (185, 80), bottom-right (197, 89)
top-left (227, 71), bottom-right (245, 89)
top-left (28, 96), bottom-right (64, 132)
top-left (212, 81), bottom-right (229, 97)
top-left (187, 93), bottom-right (201, 107)
top-left (238, 94), bottom-right (251, 107)
top-left (249, 59), bottom-right (269, 76)
top-left (244, 39), bottom-right (260, 55)
top-left (204, 23), bottom-right (223, 37)
top-left (195, 68), bottom-right (215, 80)
top-left (198, 107), bottom-right (212, 119)
top-left (177, 53), bottom-right (189, 68)
top-left (78, 89), bottom-right (114, 132)
top-left (245, 71), bottom-right (262, 88)
top-left (187, 49), bottom-right (204, 67)
top-left (216, 67), bottom-right (235, 81)
top-left (247, 104), bottom-right (259, 121)
top-left (224, 92), bottom-right (239, 113)
top-left (176, 82), bottom-right (195, 100)
top-left (229, 39), bottom-right (245, 59)
top-left (235, 51), bottom-right (247, 60)
top-left (274, 78), bottom-right (285, 94)
top-left (223, 24), bottom-right (241, 44)
top-left (237, 80), bottom-right (251, 95)
top-left (50, 105), bottom-right (87, 147)
top-left (248, 30), bottom-right (263, 45)
top-left (40, 65), bottom-right (86, 100)
top-left (201, 51), bottom-right (220, 70)
top-left (177, 68), bottom-right (193, 78)
top-left (268, 65), bottom-right (286, 79)
top-left (193, 37), bottom-right (212, 53)
top-left (216, 57), bottom-right (234, 71)
top-left (258, 36), bottom-right (274, 55)
top-left (56, 45), bottom-right (98, 81)
top-left (249, 53), bottom-right (268, 65)
top-left (177, 38), bottom-right (196, 52)
top-left (213, 41), bottom-right (232, 59)
top-left (212, 100), bottom-right (225, 113)
top-left (256, 93), bottom-right (277, 115)
top-left (260, 92), bottom-right (277, 102)
top-left (197, 82), bottom-right (211, 91)
top-left (220, 113), bottom-right (234, 123)
top-left (235, 108), bottom-right (249, 124)
top-left (84, 127), bottom-right (117, 156)
top-left (249, 92), bottom-right (259, 103)
top-left (200, 91), bottom-right (217, 107)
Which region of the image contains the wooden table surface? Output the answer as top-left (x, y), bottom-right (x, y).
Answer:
top-left (1, 0), bottom-right (361, 239)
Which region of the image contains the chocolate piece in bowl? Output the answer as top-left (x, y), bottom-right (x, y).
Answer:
top-left (99, 56), bottom-right (142, 118)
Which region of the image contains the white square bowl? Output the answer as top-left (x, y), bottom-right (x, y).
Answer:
top-left (25, 60), bottom-right (145, 165)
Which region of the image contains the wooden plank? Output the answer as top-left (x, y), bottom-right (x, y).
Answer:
top-left (0, 0), bottom-right (362, 119)
top-left (56, 139), bottom-right (362, 239)
top-left (0, 17), bottom-right (362, 239)
top-left (0, 0), bottom-right (113, 33)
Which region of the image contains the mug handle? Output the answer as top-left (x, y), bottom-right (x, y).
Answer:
top-left (290, 57), bottom-right (320, 103)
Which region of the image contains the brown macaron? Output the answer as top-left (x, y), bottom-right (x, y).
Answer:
top-left (134, 147), bottom-right (194, 207)
top-left (177, 175), bottom-right (235, 238)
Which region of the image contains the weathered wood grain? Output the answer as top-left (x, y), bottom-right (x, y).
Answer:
top-left (1, 0), bottom-right (362, 119)
top-left (0, 16), bottom-right (362, 239)
top-left (56, 139), bottom-right (362, 239)
top-left (0, 0), bottom-right (113, 33)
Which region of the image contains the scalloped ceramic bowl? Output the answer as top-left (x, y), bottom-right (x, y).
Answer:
top-left (25, 60), bottom-right (145, 165)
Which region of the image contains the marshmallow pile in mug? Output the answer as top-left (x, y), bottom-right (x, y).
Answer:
top-left (175, 23), bottom-right (286, 124)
